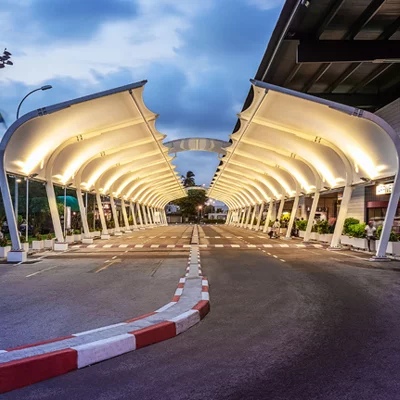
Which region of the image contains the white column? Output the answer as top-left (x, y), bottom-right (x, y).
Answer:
top-left (150, 207), bottom-right (156, 224)
top-left (121, 199), bottom-right (131, 232)
top-left (96, 192), bottom-right (109, 239)
top-left (146, 206), bottom-right (153, 225)
top-left (248, 205), bottom-right (257, 229)
top-left (329, 185), bottom-right (353, 248)
top-left (142, 204), bottom-right (149, 225)
top-left (240, 207), bottom-right (248, 228)
top-left (163, 209), bottom-right (168, 225)
top-left (255, 202), bottom-right (265, 231)
top-left (245, 206), bottom-right (252, 228)
top-left (375, 172), bottom-right (400, 259)
top-left (110, 195), bottom-right (121, 235)
top-left (225, 210), bottom-right (231, 225)
top-left (285, 195), bottom-right (300, 239)
top-left (303, 191), bottom-right (320, 242)
top-left (130, 201), bottom-right (138, 230)
top-left (137, 202), bottom-right (144, 227)
top-left (76, 187), bottom-right (91, 240)
top-left (263, 199), bottom-right (274, 233)
top-left (277, 198), bottom-right (285, 221)
top-left (45, 182), bottom-right (64, 242)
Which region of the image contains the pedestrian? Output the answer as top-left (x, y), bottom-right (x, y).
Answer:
top-left (269, 219), bottom-right (280, 239)
top-left (365, 221), bottom-right (376, 252)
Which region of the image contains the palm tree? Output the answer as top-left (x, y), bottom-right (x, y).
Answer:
top-left (181, 171), bottom-right (196, 187)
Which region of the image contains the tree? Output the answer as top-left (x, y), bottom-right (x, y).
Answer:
top-left (181, 171), bottom-right (195, 187)
top-left (173, 190), bottom-right (207, 221)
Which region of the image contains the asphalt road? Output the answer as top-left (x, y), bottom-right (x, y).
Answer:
top-left (4, 224), bottom-right (400, 399)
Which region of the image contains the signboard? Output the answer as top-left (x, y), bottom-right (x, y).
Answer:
top-left (376, 183), bottom-right (393, 195)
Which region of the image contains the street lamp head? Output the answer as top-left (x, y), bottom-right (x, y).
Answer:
top-left (16, 178), bottom-right (22, 183)
top-left (41, 85), bottom-right (52, 91)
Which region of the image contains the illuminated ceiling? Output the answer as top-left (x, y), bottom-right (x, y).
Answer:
top-left (208, 80), bottom-right (398, 209)
top-left (2, 81), bottom-right (186, 208)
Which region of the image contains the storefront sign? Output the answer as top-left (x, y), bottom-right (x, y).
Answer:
top-left (376, 183), bottom-right (393, 195)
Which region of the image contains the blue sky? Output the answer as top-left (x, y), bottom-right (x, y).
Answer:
top-left (0, 0), bottom-right (283, 187)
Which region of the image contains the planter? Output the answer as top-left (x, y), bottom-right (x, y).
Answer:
top-left (299, 230), bottom-right (305, 238)
top-left (54, 242), bottom-right (68, 251)
top-left (376, 240), bottom-right (400, 255)
top-left (21, 242), bottom-right (30, 252)
top-left (32, 240), bottom-right (44, 250)
top-left (310, 232), bottom-right (319, 241)
top-left (94, 231), bottom-right (100, 237)
top-left (319, 233), bottom-right (333, 243)
top-left (109, 228), bottom-right (115, 235)
top-left (0, 246), bottom-right (11, 258)
top-left (74, 234), bottom-right (82, 242)
top-left (65, 235), bottom-right (74, 243)
top-left (44, 239), bottom-right (54, 249)
top-left (340, 235), bottom-right (367, 250)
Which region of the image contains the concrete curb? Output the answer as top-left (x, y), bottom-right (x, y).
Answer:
top-left (0, 240), bottom-right (209, 393)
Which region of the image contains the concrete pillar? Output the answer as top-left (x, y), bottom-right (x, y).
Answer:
top-left (255, 202), bottom-right (265, 231)
top-left (226, 210), bottom-right (231, 225)
top-left (142, 204), bottom-right (149, 225)
top-left (239, 208), bottom-right (246, 227)
top-left (96, 192), bottom-right (109, 238)
top-left (329, 185), bottom-right (353, 248)
top-left (129, 201), bottom-right (138, 230)
top-left (110, 195), bottom-right (121, 234)
top-left (163, 209), bottom-right (168, 225)
top-left (245, 206), bottom-right (252, 228)
top-left (277, 198), bottom-right (285, 221)
top-left (121, 199), bottom-right (131, 232)
top-left (136, 202), bottom-right (144, 227)
top-left (76, 188), bottom-right (91, 239)
top-left (285, 195), bottom-right (300, 239)
top-left (146, 206), bottom-right (153, 225)
top-left (263, 199), bottom-right (274, 233)
top-left (303, 191), bottom-right (320, 242)
top-left (240, 207), bottom-right (248, 228)
top-left (248, 205), bottom-right (257, 229)
top-left (45, 182), bottom-right (64, 242)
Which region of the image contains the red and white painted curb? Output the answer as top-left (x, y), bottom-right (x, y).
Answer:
top-left (0, 235), bottom-right (209, 393)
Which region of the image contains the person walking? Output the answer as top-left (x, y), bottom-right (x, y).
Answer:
top-left (365, 221), bottom-right (376, 252)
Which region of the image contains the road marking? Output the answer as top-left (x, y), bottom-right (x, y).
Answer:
top-left (263, 244), bottom-right (273, 248)
top-left (280, 244), bottom-right (289, 248)
top-left (95, 260), bottom-right (120, 273)
top-left (167, 245), bottom-right (175, 248)
top-left (135, 244), bottom-right (144, 248)
top-left (215, 244), bottom-right (223, 247)
top-left (151, 245), bottom-right (159, 248)
top-left (26, 265), bottom-right (59, 277)
top-left (103, 244), bottom-right (113, 248)
top-left (267, 252), bottom-right (271, 255)
top-left (119, 244), bottom-right (128, 248)
top-left (231, 244), bottom-right (240, 247)
top-left (160, 236), bottom-right (166, 238)
top-left (273, 255), bottom-right (278, 258)
top-left (112, 256), bottom-right (117, 260)
top-left (280, 259), bottom-right (286, 262)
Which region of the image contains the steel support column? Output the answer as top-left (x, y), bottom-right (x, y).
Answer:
top-left (263, 199), bottom-right (274, 233)
top-left (255, 202), bottom-right (265, 231)
top-left (303, 191), bottom-right (320, 242)
top-left (121, 199), bottom-right (131, 232)
top-left (110, 195), bottom-right (121, 233)
top-left (248, 205), bottom-right (257, 229)
top-left (285, 195), bottom-right (300, 239)
top-left (96, 192), bottom-right (109, 237)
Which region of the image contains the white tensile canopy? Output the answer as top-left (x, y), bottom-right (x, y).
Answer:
top-left (0, 81), bottom-right (186, 252)
top-left (209, 80), bottom-right (400, 259)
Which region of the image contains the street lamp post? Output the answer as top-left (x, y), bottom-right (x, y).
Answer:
top-left (25, 173), bottom-right (38, 242)
top-left (16, 85), bottom-right (52, 120)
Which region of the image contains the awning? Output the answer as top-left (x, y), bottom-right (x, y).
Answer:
top-left (209, 80), bottom-right (399, 209)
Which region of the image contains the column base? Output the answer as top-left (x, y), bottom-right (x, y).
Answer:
top-left (123, 230), bottom-right (132, 233)
top-left (114, 231), bottom-right (123, 236)
top-left (370, 256), bottom-right (391, 262)
top-left (282, 236), bottom-right (292, 240)
top-left (54, 242), bottom-right (68, 251)
top-left (101, 234), bottom-right (111, 240)
top-left (7, 250), bottom-right (28, 262)
top-left (327, 246), bottom-right (345, 251)
top-left (82, 238), bottom-right (94, 244)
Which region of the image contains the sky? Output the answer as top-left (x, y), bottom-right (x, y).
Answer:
top-left (0, 0), bottom-right (284, 188)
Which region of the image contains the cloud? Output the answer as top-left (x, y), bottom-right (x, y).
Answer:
top-left (0, 0), bottom-right (281, 188)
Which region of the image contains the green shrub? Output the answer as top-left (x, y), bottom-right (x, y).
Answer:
top-left (343, 218), bottom-right (360, 235)
top-left (20, 235), bottom-right (26, 244)
top-left (296, 219), bottom-right (307, 231)
top-left (46, 233), bottom-right (53, 240)
top-left (35, 232), bottom-right (42, 241)
top-left (74, 229), bottom-right (81, 234)
top-left (316, 220), bottom-right (329, 234)
top-left (0, 237), bottom-right (8, 247)
top-left (376, 225), bottom-right (399, 242)
top-left (348, 223), bottom-right (366, 238)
